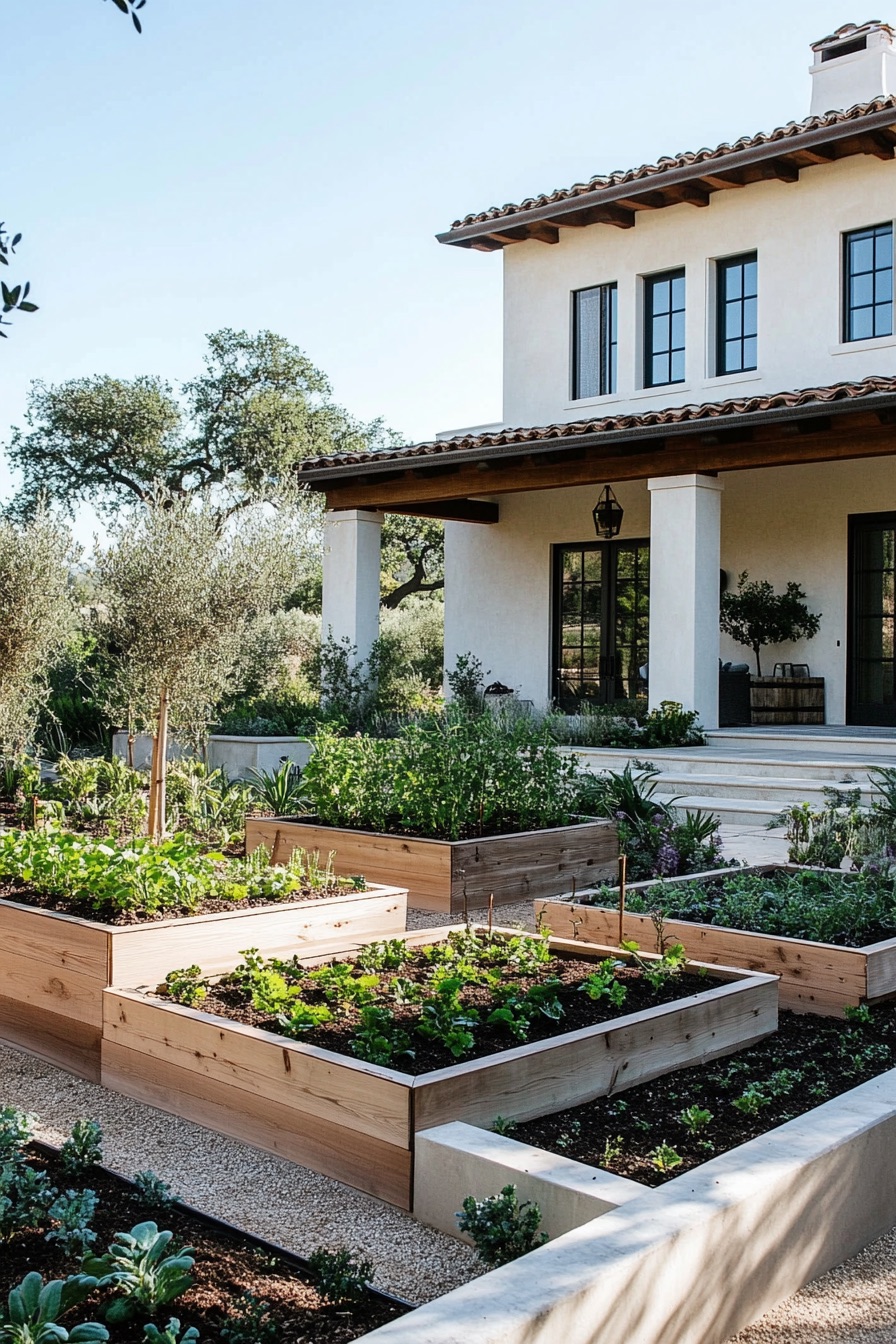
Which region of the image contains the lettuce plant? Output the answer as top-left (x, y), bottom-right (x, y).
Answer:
top-left (83, 1223), bottom-right (194, 1323)
top-left (0, 1272), bottom-right (107, 1344)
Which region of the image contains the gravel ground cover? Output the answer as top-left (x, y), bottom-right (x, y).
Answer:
top-left (0, 1044), bottom-right (481, 1307)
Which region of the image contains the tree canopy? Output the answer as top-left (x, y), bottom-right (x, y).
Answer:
top-left (3, 329), bottom-right (398, 524)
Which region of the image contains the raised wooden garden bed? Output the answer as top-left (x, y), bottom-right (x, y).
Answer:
top-left (539, 863), bottom-right (896, 1014)
top-left (245, 816), bottom-right (618, 912)
top-left (100, 929), bottom-right (777, 1209)
top-left (0, 882), bottom-right (407, 1082)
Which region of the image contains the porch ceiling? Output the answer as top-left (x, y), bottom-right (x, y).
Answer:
top-left (301, 379), bottom-right (896, 516)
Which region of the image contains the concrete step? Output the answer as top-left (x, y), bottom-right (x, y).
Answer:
top-left (651, 771), bottom-right (873, 807)
top-left (653, 793), bottom-right (784, 827)
top-left (707, 728), bottom-right (896, 760)
top-left (569, 745), bottom-right (881, 783)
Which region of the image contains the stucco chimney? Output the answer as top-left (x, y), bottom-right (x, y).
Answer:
top-left (810, 20), bottom-right (896, 115)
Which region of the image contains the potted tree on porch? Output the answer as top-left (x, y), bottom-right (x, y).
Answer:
top-left (720, 572), bottom-right (823, 724)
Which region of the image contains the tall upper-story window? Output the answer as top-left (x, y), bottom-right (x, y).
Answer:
top-left (844, 223), bottom-right (893, 342)
top-left (644, 268), bottom-right (685, 388)
top-left (716, 252), bottom-right (758, 375)
top-left (572, 283), bottom-right (617, 399)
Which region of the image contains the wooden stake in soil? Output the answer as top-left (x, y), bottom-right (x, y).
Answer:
top-left (617, 853), bottom-right (627, 947)
top-left (148, 686), bottom-right (170, 841)
top-left (487, 892), bottom-right (494, 936)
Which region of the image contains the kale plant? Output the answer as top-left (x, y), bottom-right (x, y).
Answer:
top-left (46, 1189), bottom-right (99, 1256)
top-left (308, 1248), bottom-right (374, 1304)
top-left (83, 1222), bottom-right (195, 1323)
top-left (0, 1272), bottom-right (107, 1344)
top-left (59, 1121), bottom-right (102, 1177)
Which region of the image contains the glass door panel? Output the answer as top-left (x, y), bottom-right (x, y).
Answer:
top-left (553, 540), bottom-right (649, 709)
top-left (849, 514), bottom-right (896, 725)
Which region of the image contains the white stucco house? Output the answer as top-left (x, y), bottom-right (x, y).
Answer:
top-left (304, 21), bottom-right (896, 731)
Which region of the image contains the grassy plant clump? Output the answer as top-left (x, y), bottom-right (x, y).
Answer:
top-left (546, 700), bottom-right (704, 750)
top-left (299, 707), bottom-right (585, 841)
top-left (579, 764), bottom-right (724, 880)
top-left (623, 866), bottom-right (896, 947)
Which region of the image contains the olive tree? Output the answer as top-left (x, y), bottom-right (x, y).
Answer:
top-left (95, 494), bottom-right (313, 836)
top-left (720, 571), bottom-right (821, 675)
top-left (0, 512), bottom-right (75, 752)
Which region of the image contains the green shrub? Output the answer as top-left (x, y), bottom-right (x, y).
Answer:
top-left (456, 1184), bottom-right (548, 1266)
top-left (300, 708), bottom-right (582, 840)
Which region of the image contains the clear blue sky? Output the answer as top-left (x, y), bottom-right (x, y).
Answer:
top-left (0, 0), bottom-right (871, 496)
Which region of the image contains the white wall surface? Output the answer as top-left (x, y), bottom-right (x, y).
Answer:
top-left (500, 154), bottom-right (896, 429)
top-left (444, 456), bottom-right (896, 724)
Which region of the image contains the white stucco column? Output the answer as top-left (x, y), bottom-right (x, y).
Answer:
top-left (321, 509), bottom-right (383, 665)
top-left (647, 474), bottom-right (723, 730)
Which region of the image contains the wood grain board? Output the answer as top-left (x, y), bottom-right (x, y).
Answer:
top-left (101, 934), bottom-right (775, 1209)
top-left (0, 884), bottom-right (407, 1078)
top-left (539, 897), bottom-right (876, 1014)
top-left (245, 817), bottom-right (618, 912)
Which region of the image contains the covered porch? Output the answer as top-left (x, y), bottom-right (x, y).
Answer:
top-left (303, 377), bottom-right (896, 733)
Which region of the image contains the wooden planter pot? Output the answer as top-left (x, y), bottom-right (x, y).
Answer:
top-left (245, 816), bottom-right (618, 912)
top-left (101, 930), bottom-right (777, 1209)
top-left (750, 676), bottom-right (825, 725)
top-left (0, 883), bottom-right (407, 1083)
top-left (540, 863), bottom-right (896, 1015)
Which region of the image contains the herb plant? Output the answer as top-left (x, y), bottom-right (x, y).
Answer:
top-left (456, 1185), bottom-right (548, 1267)
top-left (218, 1294), bottom-right (277, 1344)
top-left (131, 1172), bottom-right (178, 1211)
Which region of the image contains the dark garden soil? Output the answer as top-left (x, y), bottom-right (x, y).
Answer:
top-left (192, 949), bottom-right (721, 1075)
top-left (2, 1147), bottom-right (408, 1342)
top-left (0, 876), bottom-right (362, 926)
top-left (513, 1002), bottom-right (896, 1185)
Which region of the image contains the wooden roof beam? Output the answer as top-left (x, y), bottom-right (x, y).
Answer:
top-left (793, 143), bottom-right (839, 165)
top-left (384, 499), bottom-right (499, 524)
top-left (663, 183), bottom-right (712, 207)
top-left (696, 173), bottom-right (745, 190)
top-left (752, 159), bottom-right (801, 184)
top-left (861, 131), bottom-right (896, 160)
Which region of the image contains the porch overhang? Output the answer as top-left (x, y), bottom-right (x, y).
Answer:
top-left (299, 380), bottom-right (896, 516)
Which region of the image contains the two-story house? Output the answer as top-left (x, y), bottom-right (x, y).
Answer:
top-left (302, 21), bottom-right (896, 730)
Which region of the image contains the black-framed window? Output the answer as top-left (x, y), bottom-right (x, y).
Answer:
top-left (572, 283), bottom-right (617, 399)
top-left (644, 269), bottom-right (685, 388)
top-left (716, 252), bottom-right (758, 375)
top-left (844, 223), bottom-right (893, 342)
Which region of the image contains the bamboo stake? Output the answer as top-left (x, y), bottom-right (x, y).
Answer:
top-left (617, 853), bottom-right (627, 947)
top-left (487, 892), bottom-right (494, 936)
top-left (147, 726), bottom-right (160, 839)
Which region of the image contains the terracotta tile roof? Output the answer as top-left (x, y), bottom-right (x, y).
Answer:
top-left (300, 375), bottom-right (896, 476)
top-left (812, 20), bottom-right (895, 49)
top-left (444, 96), bottom-right (896, 235)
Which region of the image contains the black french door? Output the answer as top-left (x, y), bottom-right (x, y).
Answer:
top-left (552, 540), bottom-right (650, 709)
top-left (848, 513), bottom-right (896, 726)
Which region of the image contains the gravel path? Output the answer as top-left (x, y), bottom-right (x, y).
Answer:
top-left (0, 1042), bottom-right (481, 1305)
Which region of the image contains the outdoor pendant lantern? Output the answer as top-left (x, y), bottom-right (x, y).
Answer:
top-left (592, 485), bottom-right (623, 539)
